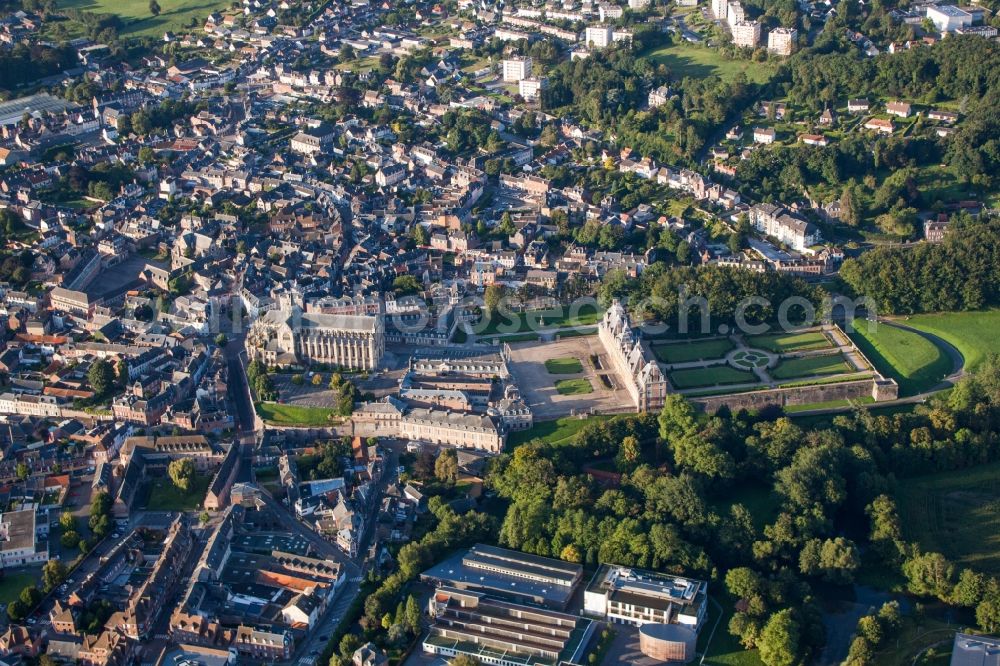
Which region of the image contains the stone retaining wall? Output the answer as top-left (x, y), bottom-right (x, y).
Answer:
top-left (691, 377), bottom-right (898, 413)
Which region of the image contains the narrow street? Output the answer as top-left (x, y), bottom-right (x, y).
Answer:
top-left (221, 301), bottom-right (380, 666)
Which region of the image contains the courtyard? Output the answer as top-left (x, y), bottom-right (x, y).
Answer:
top-left (507, 335), bottom-right (629, 421)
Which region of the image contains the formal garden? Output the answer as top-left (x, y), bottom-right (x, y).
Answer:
top-left (651, 327), bottom-right (872, 393)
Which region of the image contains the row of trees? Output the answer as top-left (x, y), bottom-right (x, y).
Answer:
top-left (598, 263), bottom-right (824, 330)
top-left (246, 359), bottom-right (278, 402)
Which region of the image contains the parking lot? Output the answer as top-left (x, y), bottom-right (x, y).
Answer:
top-left (507, 335), bottom-right (630, 420)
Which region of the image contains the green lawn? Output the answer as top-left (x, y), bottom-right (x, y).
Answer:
top-left (849, 320), bottom-right (951, 396)
top-left (871, 612), bottom-right (962, 666)
top-left (257, 402), bottom-right (339, 427)
top-left (643, 42), bottom-right (777, 84)
top-left (479, 305), bottom-right (602, 335)
top-left (652, 338), bottom-right (735, 364)
top-left (701, 596), bottom-right (764, 666)
top-left (545, 357), bottom-right (584, 374)
top-left (59, 0), bottom-right (231, 36)
top-left (669, 366), bottom-right (758, 389)
top-left (554, 378), bottom-right (593, 395)
top-left (770, 354), bottom-right (853, 380)
top-left (146, 474), bottom-right (210, 511)
top-left (507, 415), bottom-right (614, 448)
top-left (0, 571), bottom-right (39, 605)
top-left (746, 331), bottom-right (833, 353)
top-left (898, 461), bottom-right (1000, 574)
top-left (708, 482), bottom-right (781, 531)
top-left (904, 309), bottom-right (1000, 373)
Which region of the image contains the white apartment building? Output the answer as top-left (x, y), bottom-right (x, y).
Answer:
top-left (726, 1), bottom-right (745, 28)
top-left (518, 77), bottom-right (547, 101)
top-left (767, 27), bottom-right (797, 55)
top-left (502, 57), bottom-right (532, 82)
top-left (585, 24), bottom-right (613, 48)
top-left (711, 0), bottom-right (728, 18)
top-left (598, 3), bottom-right (623, 20)
top-left (926, 4), bottom-right (973, 32)
top-left (749, 203), bottom-right (820, 251)
top-left (732, 20), bottom-right (761, 48)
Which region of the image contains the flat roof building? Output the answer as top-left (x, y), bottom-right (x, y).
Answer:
top-left (584, 564), bottom-right (708, 630)
top-left (420, 544), bottom-right (583, 609)
top-left (422, 587), bottom-right (593, 666)
top-left (950, 632), bottom-right (1000, 666)
top-left (0, 509), bottom-right (47, 567)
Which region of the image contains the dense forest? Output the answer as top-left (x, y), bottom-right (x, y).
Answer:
top-left (0, 42), bottom-right (77, 91)
top-left (840, 216), bottom-right (1000, 314)
top-left (487, 356), bottom-right (1000, 664)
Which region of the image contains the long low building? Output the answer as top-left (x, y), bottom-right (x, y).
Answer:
top-left (422, 587), bottom-right (593, 666)
top-left (420, 544), bottom-right (583, 609)
top-left (398, 407), bottom-right (504, 453)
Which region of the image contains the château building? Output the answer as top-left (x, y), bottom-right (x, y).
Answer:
top-left (598, 301), bottom-right (668, 412)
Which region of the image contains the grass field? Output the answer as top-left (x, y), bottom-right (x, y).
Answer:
top-left (643, 42), bottom-right (776, 84)
top-left (904, 309), bottom-right (1000, 373)
top-left (59, 0), bottom-right (230, 36)
top-left (709, 482), bottom-right (781, 530)
top-left (146, 474), bottom-right (209, 511)
top-left (849, 320), bottom-right (951, 396)
top-left (770, 353), bottom-right (853, 380)
top-left (652, 338), bottom-right (735, 364)
top-left (507, 415), bottom-right (614, 448)
top-left (701, 596), bottom-right (764, 666)
top-left (554, 378), bottom-right (593, 395)
top-left (257, 402), bottom-right (339, 427)
top-left (479, 305), bottom-right (602, 335)
top-left (0, 571), bottom-right (39, 605)
top-left (669, 365), bottom-right (757, 389)
top-left (545, 357), bottom-right (584, 374)
top-left (898, 461), bottom-right (1000, 573)
top-left (746, 331), bottom-right (833, 353)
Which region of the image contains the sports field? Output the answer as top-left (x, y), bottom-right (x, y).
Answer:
top-left (545, 357), bottom-right (584, 374)
top-left (669, 366), bottom-right (757, 389)
top-left (770, 354), bottom-right (853, 380)
top-left (59, 0), bottom-right (230, 36)
top-left (849, 319), bottom-right (951, 396)
top-left (904, 309), bottom-right (1000, 372)
top-left (652, 338), bottom-right (734, 364)
top-left (746, 331), bottom-right (833, 354)
top-left (554, 378), bottom-right (593, 395)
top-left (898, 461), bottom-right (1000, 573)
